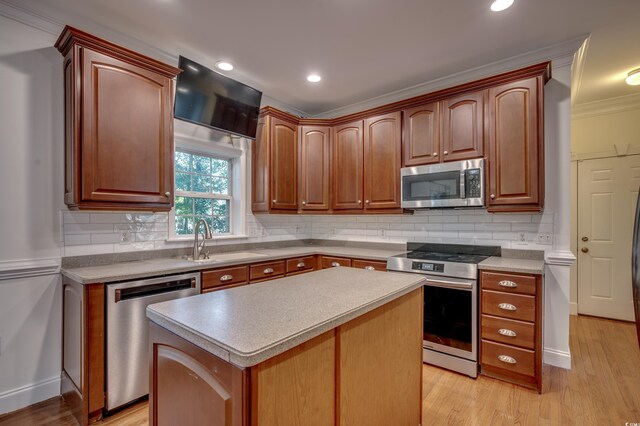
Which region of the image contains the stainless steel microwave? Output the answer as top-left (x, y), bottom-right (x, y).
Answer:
top-left (401, 159), bottom-right (485, 209)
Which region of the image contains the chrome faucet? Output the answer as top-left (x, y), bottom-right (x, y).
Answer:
top-left (193, 219), bottom-right (213, 260)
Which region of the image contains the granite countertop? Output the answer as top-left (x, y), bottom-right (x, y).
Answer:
top-left (146, 267), bottom-right (424, 368)
top-left (61, 245), bottom-right (406, 284)
top-left (478, 256), bottom-right (545, 275)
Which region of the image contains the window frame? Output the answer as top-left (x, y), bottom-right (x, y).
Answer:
top-left (168, 134), bottom-right (248, 241)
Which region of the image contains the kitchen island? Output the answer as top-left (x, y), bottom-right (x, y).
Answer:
top-left (146, 267), bottom-right (424, 425)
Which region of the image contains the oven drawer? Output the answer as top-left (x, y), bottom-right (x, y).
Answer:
top-left (481, 315), bottom-right (535, 349)
top-left (481, 339), bottom-right (535, 377)
top-left (481, 271), bottom-right (536, 296)
top-left (250, 260), bottom-right (286, 282)
top-left (481, 290), bottom-right (535, 322)
top-left (202, 266), bottom-right (248, 290)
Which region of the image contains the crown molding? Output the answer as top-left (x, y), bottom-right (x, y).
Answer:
top-left (0, 258), bottom-right (61, 281)
top-left (312, 35), bottom-right (586, 118)
top-left (0, 0), bottom-right (60, 35)
top-left (572, 93), bottom-right (640, 119)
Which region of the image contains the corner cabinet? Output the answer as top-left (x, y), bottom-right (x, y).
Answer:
top-left (55, 26), bottom-right (181, 211)
top-left (487, 76), bottom-right (544, 212)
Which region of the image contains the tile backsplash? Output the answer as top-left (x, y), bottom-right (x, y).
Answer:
top-left (62, 210), bottom-right (554, 257)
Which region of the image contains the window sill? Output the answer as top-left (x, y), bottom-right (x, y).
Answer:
top-left (165, 234), bottom-right (249, 243)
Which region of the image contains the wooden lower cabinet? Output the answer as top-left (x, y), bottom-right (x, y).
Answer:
top-left (320, 256), bottom-right (352, 269)
top-left (149, 288), bottom-right (423, 425)
top-left (479, 270), bottom-right (543, 392)
top-left (352, 259), bottom-right (387, 271)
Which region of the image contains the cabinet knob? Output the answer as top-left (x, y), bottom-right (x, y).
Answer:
top-left (498, 328), bottom-right (517, 337)
top-left (490, 194), bottom-right (496, 199)
top-left (498, 303), bottom-right (517, 311)
top-left (263, 268), bottom-right (274, 274)
top-left (272, 199), bottom-right (276, 204)
top-left (297, 262), bottom-right (306, 268)
top-left (365, 200), bottom-right (370, 204)
top-left (433, 152), bottom-right (438, 157)
top-left (165, 192), bottom-right (171, 197)
top-left (220, 274), bottom-right (233, 282)
top-left (302, 201), bottom-right (306, 205)
top-left (331, 262), bottom-right (340, 267)
top-left (444, 150), bottom-right (449, 155)
top-left (498, 355), bottom-right (517, 364)
top-left (357, 200), bottom-right (362, 204)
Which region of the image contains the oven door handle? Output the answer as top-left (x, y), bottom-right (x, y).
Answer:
top-left (424, 278), bottom-right (473, 290)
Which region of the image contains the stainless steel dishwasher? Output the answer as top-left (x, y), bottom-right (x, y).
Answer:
top-left (106, 272), bottom-right (201, 411)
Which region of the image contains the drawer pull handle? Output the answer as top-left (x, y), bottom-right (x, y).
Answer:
top-left (297, 262), bottom-right (306, 268)
top-left (498, 303), bottom-right (517, 311)
top-left (364, 266), bottom-right (375, 271)
top-left (499, 280), bottom-right (517, 288)
top-left (263, 268), bottom-right (274, 274)
top-left (220, 274), bottom-right (233, 282)
top-left (498, 355), bottom-right (517, 364)
top-left (498, 328), bottom-right (517, 337)
top-left (331, 262), bottom-right (341, 267)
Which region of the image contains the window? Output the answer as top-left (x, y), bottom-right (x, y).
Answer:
top-left (173, 150), bottom-right (232, 235)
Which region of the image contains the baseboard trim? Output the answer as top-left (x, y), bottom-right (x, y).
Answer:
top-left (0, 376), bottom-right (61, 415)
top-left (0, 258), bottom-right (60, 281)
top-left (543, 348), bottom-right (572, 370)
top-left (570, 302), bottom-right (578, 316)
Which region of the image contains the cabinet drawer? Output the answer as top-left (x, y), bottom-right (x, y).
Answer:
top-left (481, 271), bottom-right (537, 296)
top-left (286, 256), bottom-right (316, 275)
top-left (202, 282), bottom-right (248, 294)
top-left (250, 261), bottom-right (285, 281)
top-left (482, 290), bottom-right (535, 322)
top-left (481, 315), bottom-right (535, 350)
top-left (202, 266), bottom-right (248, 290)
top-left (481, 339), bottom-right (535, 377)
top-left (352, 259), bottom-right (387, 271)
top-left (321, 256), bottom-right (352, 269)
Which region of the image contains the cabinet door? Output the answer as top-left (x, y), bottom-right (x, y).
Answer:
top-left (300, 126), bottom-right (331, 211)
top-left (252, 115), bottom-right (270, 212)
top-left (402, 102), bottom-right (440, 166)
top-left (270, 118), bottom-right (298, 210)
top-left (364, 112), bottom-right (402, 210)
top-left (332, 121), bottom-right (364, 210)
top-left (81, 49), bottom-right (173, 206)
top-left (487, 78), bottom-right (542, 209)
top-left (442, 91), bottom-right (484, 162)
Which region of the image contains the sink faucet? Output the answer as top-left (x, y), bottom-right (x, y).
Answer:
top-left (193, 219), bottom-right (213, 260)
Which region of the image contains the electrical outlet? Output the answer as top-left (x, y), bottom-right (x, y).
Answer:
top-left (120, 231), bottom-right (131, 242)
top-left (536, 232), bottom-right (553, 245)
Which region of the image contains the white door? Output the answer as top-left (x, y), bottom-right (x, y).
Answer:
top-left (577, 155), bottom-right (640, 321)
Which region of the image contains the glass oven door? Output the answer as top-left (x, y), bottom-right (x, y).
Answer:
top-left (422, 277), bottom-right (477, 361)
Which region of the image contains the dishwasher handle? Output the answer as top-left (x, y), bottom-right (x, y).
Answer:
top-left (115, 277), bottom-right (196, 302)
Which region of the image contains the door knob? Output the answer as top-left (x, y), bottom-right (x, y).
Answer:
top-left (581, 247), bottom-right (589, 253)
top-left (582, 236), bottom-right (589, 242)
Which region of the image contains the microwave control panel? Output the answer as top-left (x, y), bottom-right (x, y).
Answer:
top-left (466, 169), bottom-right (482, 198)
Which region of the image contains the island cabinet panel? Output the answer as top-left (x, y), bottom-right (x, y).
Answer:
top-left (149, 322), bottom-right (247, 426)
top-left (487, 77), bottom-right (543, 212)
top-left (250, 331), bottom-right (335, 426)
top-left (363, 112), bottom-right (402, 210)
top-left (270, 118), bottom-right (298, 210)
top-left (299, 126), bottom-right (331, 211)
top-left (402, 102), bottom-right (441, 166)
top-left (251, 116), bottom-right (270, 213)
top-left (441, 90), bottom-right (485, 162)
top-left (332, 121), bottom-right (364, 210)
top-left (337, 288), bottom-right (423, 426)
top-left (55, 26), bottom-right (180, 211)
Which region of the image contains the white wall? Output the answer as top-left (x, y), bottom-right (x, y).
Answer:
top-left (0, 15), bottom-right (64, 414)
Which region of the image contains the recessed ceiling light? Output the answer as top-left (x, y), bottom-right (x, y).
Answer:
top-left (626, 68), bottom-right (640, 86)
top-left (307, 74), bottom-right (322, 83)
top-left (490, 0), bottom-right (514, 12)
top-left (216, 61), bottom-right (234, 71)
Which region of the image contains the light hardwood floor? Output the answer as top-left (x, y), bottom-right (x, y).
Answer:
top-left (1, 315), bottom-right (639, 426)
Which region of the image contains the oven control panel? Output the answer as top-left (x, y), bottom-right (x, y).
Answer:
top-left (411, 262), bottom-right (445, 273)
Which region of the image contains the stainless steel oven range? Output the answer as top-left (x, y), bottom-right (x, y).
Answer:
top-left (387, 243), bottom-right (500, 377)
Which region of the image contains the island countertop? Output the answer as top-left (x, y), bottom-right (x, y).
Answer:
top-left (146, 267), bottom-right (425, 368)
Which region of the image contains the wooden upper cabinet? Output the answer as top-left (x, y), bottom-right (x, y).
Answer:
top-left (270, 117), bottom-right (298, 210)
top-left (442, 91), bottom-right (485, 162)
top-left (300, 126), bottom-right (331, 211)
top-left (487, 77), bottom-right (543, 211)
top-left (364, 112), bottom-right (402, 210)
top-left (402, 102), bottom-right (440, 166)
top-left (56, 26), bottom-right (180, 211)
top-left (252, 116), bottom-right (269, 212)
top-left (332, 121), bottom-right (364, 210)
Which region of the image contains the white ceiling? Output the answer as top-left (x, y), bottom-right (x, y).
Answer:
top-left (5, 0), bottom-right (640, 115)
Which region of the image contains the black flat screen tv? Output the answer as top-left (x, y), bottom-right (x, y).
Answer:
top-left (174, 56), bottom-right (263, 139)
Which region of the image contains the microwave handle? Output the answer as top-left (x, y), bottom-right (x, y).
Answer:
top-left (460, 170), bottom-right (466, 199)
